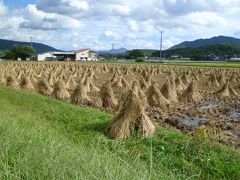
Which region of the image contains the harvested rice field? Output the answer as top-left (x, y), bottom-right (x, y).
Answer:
top-left (0, 61), bottom-right (240, 179)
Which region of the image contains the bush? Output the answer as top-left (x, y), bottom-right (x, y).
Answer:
top-left (135, 57), bottom-right (145, 62)
top-left (8, 45), bottom-right (36, 60)
top-left (128, 49), bottom-right (144, 59)
top-left (0, 51), bottom-right (6, 58)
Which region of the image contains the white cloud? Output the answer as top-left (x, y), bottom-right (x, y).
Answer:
top-left (110, 4), bottom-right (131, 16)
top-left (127, 20), bottom-right (139, 32)
top-left (104, 30), bottom-right (120, 39)
top-left (0, 0), bottom-right (7, 16)
top-left (19, 5), bottom-right (83, 30)
top-left (163, 40), bottom-right (175, 49)
top-left (1, 0), bottom-right (240, 50)
top-left (65, 0), bottom-right (89, 11)
top-left (183, 12), bottom-right (227, 27)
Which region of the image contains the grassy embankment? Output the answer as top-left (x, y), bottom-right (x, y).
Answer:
top-left (98, 60), bottom-right (240, 68)
top-left (162, 61), bottom-right (240, 68)
top-left (0, 86), bottom-right (239, 179)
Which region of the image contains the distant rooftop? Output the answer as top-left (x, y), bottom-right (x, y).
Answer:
top-left (75, 48), bottom-right (94, 53)
top-left (53, 51), bottom-right (75, 55)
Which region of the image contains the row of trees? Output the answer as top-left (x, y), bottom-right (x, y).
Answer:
top-left (0, 45), bottom-right (36, 60)
top-left (116, 49), bottom-right (145, 62)
top-left (102, 44), bottom-right (240, 61)
top-left (152, 44), bottom-right (240, 60)
top-left (0, 50), bottom-right (5, 58)
top-left (102, 49), bottom-right (145, 62)
top-left (3, 44), bottom-right (237, 61)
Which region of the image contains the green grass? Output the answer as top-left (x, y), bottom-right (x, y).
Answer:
top-left (5, 60), bottom-right (240, 68)
top-left (0, 86), bottom-right (239, 179)
top-left (162, 61), bottom-right (240, 68)
top-left (97, 60), bottom-right (240, 68)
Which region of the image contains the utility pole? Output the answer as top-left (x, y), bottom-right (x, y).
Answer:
top-left (29, 35), bottom-right (34, 61)
top-left (159, 30), bottom-right (164, 60)
top-left (30, 35), bottom-right (33, 47)
top-left (111, 44), bottom-right (115, 61)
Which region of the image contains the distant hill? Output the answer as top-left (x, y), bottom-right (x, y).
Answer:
top-left (151, 44), bottom-right (240, 60)
top-left (97, 48), bottom-right (128, 55)
top-left (171, 36), bottom-right (240, 49)
top-left (141, 49), bottom-right (159, 56)
top-left (0, 39), bottom-right (61, 53)
top-left (122, 49), bottom-right (158, 57)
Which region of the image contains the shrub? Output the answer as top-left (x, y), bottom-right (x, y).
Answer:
top-left (135, 57), bottom-right (145, 62)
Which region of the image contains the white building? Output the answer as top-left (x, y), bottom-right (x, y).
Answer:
top-left (37, 52), bottom-right (56, 61)
top-left (37, 48), bottom-right (98, 61)
top-left (229, 58), bottom-right (240, 61)
top-left (75, 48), bottom-right (97, 61)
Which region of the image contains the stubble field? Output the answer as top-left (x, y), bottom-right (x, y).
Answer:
top-left (0, 61), bottom-right (240, 179)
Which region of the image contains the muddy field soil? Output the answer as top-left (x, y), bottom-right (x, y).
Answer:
top-left (94, 66), bottom-right (240, 146)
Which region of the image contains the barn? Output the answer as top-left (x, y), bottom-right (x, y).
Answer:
top-left (37, 49), bottom-right (98, 61)
top-left (75, 48), bottom-right (97, 61)
top-left (37, 52), bottom-right (56, 61)
top-left (229, 58), bottom-right (240, 62)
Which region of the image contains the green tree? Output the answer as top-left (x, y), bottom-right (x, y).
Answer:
top-left (128, 49), bottom-right (144, 59)
top-left (135, 57), bottom-right (145, 62)
top-left (9, 45), bottom-right (36, 60)
top-left (0, 51), bottom-right (6, 58)
top-left (151, 44), bottom-right (240, 61)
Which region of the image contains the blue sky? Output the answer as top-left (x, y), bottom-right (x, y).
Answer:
top-left (1, 0), bottom-right (240, 50)
top-left (4, 0), bottom-right (35, 9)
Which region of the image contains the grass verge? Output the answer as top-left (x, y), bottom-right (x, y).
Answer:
top-left (162, 61), bottom-right (240, 68)
top-left (96, 60), bottom-right (240, 68)
top-left (0, 86), bottom-right (239, 179)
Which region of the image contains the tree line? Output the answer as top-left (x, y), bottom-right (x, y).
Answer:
top-left (156, 44), bottom-right (240, 60)
top-left (103, 44), bottom-right (240, 61)
top-left (0, 45), bottom-right (36, 60)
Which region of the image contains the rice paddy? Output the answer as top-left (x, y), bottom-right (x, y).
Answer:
top-left (0, 61), bottom-right (240, 179)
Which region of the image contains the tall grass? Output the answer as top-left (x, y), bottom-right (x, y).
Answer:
top-left (0, 86), bottom-right (239, 179)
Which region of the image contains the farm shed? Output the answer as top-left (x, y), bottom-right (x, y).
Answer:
top-left (37, 52), bottom-right (56, 61)
top-left (37, 49), bottom-right (98, 61)
top-left (229, 58), bottom-right (240, 62)
top-left (75, 48), bottom-right (98, 61)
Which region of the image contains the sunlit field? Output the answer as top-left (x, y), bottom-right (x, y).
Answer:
top-left (0, 61), bottom-right (239, 179)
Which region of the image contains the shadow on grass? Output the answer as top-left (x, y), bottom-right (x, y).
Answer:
top-left (84, 121), bottom-right (108, 136)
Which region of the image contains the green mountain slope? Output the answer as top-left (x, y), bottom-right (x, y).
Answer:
top-left (0, 39), bottom-right (61, 53)
top-left (171, 36), bottom-right (240, 49)
top-left (151, 44), bottom-right (240, 60)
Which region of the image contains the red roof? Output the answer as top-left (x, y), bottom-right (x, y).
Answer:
top-left (75, 48), bottom-right (91, 53)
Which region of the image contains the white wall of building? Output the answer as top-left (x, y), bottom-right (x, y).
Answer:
top-left (76, 50), bottom-right (89, 61)
top-left (75, 49), bottom-right (97, 61)
top-left (229, 58), bottom-right (240, 61)
top-left (37, 49), bottom-right (98, 61)
top-left (37, 52), bottom-right (55, 61)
